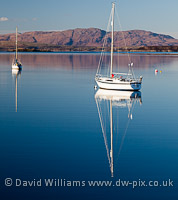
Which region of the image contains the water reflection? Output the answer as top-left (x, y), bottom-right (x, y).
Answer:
top-left (95, 89), bottom-right (142, 177)
top-left (12, 69), bottom-right (22, 112)
top-left (0, 53), bottom-right (178, 70)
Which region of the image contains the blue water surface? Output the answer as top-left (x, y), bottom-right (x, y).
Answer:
top-left (0, 53), bottom-right (178, 200)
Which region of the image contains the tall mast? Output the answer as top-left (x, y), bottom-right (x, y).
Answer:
top-left (110, 99), bottom-right (114, 177)
top-left (16, 26), bottom-right (18, 60)
top-left (110, 2), bottom-right (115, 78)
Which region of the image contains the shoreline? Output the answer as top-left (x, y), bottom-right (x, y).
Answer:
top-left (1, 51), bottom-right (178, 56)
top-left (1, 41), bottom-right (178, 54)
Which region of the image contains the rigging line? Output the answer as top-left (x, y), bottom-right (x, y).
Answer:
top-left (97, 99), bottom-right (106, 135)
top-left (103, 17), bottom-right (112, 77)
top-left (96, 10), bottom-right (112, 76)
top-left (115, 103), bottom-right (127, 149)
top-left (116, 98), bottom-right (137, 163)
top-left (130, 63), bottom-right (136, 80)
top-left (115, 9), bottom-right (136, 79)
top-left (129, 97), bottom-right (137, 118)
top-left (115, 106), bottom-right (120, 146)
top-left (95, 98), bottom-right (111, 165)
top-left (106, 99), bottom-right (110, 120)
top-left (107, 58), bottom-right (111, 77)
top-left (115, 9), bottom-right (131, 63)
top-left (97, 34), bottom-right (107, 75)
top-left (116, 111), bottom-right (131, 162)
top-left (127, 99), bottom-right (132, 116)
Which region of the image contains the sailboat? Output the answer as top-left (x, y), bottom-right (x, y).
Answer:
top-left (95, 3), bottom-right (142, 91)
top-left (95, 89), bottom-right (142, 177)
top-left (12, 27), bottom-right (22, 70)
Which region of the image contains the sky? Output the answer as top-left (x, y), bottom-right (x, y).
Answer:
top-left (1, 0), bottom-right (178, 38)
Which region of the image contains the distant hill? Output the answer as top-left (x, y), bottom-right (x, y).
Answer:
top-left (1, 28), bottom-right (178, 47)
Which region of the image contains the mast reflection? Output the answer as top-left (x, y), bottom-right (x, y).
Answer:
top-left (12, 69), bottom-right (22, 112)
top-left (95, 89), bottom-right (142, 177)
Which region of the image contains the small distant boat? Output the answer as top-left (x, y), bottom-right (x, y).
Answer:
top-left (95, 3), bottom-right (142, 91)
top-left (12, 27), bottom-right (22, 70)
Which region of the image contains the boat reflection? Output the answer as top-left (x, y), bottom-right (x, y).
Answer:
top-left (95, 89), bottom-right (142, 177)
top-left (12, 69), bottom-right (22, 112)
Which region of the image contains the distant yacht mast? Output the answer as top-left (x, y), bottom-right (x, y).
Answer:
top-left (16, 26), bottom-right (18, 61)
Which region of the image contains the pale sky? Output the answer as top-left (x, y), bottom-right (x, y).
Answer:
top-left (0, 0), bottom-right (178, 38)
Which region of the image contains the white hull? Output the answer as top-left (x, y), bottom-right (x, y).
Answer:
top-left (96, 77), bottom-right (141, 91)
top-left (12, 65), bottom-right (22, 70)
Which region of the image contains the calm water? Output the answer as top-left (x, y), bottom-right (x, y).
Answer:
top-left (0, 52), bottom-right (178, 199)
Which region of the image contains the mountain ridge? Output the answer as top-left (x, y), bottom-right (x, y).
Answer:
top-left (1, 28), bottom-right (178, 47)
